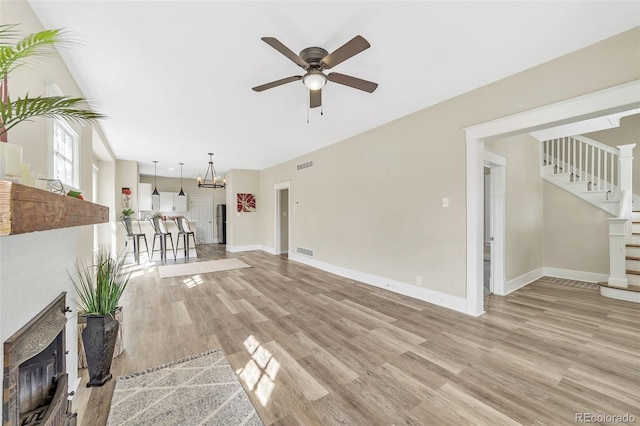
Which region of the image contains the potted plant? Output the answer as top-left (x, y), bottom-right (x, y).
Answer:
top-left (0, 24), bottom-right (104, 139)
top-left (0, 24), bottom-right (105, 180)
top-left (121, 208), bottom-right (134, 218)
top-left (69, 247), bottom-right (130, 387)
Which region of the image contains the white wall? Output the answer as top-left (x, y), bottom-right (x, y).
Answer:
top-left (543, 182), bottom-right (610, 274)
top-left (585, 113), bottom-right (640, 193)
top-left (0, 229), bottom-right (81, 394)
top-left (226, 169), bottom-right (260, 250)
top-left (486, 134), bottom-right (544, 281)
top-left (257, 27), bottom-right (639, 306)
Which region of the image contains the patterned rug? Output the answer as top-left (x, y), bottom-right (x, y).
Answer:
top-left (106, 350), bottom-right (263, 426)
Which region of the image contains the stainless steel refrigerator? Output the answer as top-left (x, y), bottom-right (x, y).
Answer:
top-left (216, 204), bottom-right (226, 244)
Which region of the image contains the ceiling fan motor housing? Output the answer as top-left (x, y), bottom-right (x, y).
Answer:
top-left (300, 47), bottom-right (329, 69)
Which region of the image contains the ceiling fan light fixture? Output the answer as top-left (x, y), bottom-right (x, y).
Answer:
top-left (303, 71), bottom-right (327, 90)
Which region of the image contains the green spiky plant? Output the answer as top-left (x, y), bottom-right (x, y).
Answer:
top-left (70, 247), bottom-right (130, 316)
top-left (0, 24), bottom-right (105, 140)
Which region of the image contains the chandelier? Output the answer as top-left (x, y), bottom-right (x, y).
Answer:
top-left (197, 153), bottom-right (226, 189)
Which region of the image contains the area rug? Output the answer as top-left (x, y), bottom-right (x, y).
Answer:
top-left (106, 349), bottom-right (263, 426)
top-left (159, 259), bottom-right (251, 279)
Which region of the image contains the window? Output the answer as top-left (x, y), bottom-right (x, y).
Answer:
top-left (52, 120), bottom-right (78, 188)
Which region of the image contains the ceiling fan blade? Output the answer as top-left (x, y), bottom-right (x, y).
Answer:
top-left (261, 37), bottom-right (309, 69)
top-left (310, 89), bottom-right (321, 108)
top-left (252, 75), bottom-right (302, 92)
top-left (321, 35), bottom-right (370, 69)
top-left (328, 72), bottom-right (378, 93)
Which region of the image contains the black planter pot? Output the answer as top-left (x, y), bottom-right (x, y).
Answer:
top-left (82, 313), bottom-right (119, 387)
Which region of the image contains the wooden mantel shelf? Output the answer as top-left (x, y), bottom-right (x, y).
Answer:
top-left (0, 181), bottom-right (108, 236)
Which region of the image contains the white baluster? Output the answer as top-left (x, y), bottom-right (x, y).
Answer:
top-left (572, 137), bottom-right (576, 179)
top-left (579, 140), bottom-right (583, 182)
top-left (610, 152), bottom-right (615, 188)
top-left (603, 151), bottom-right (608, 192)
top-left (597, 147), bottom-right (602, 190)
top-left (590, 144), bottom-right (595, 189)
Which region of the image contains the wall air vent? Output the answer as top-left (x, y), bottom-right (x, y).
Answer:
top-left (296, 160), bottom-right (313, 171)
top-left (296, 247), bottom-right (314, 257)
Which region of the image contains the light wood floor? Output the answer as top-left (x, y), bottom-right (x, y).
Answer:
top-left (75, 245), bottom-right (640, 425)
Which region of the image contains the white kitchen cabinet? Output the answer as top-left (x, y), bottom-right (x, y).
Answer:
top-left (159, 191), bottom-right (188, 212)
top-left (174, 193), bottom-right (188, 211)
top-left (138, 183), bottom-right (153, 211)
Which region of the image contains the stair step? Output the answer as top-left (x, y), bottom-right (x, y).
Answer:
top-left (628, 256), bottom-right (640, 261)
top-left (627, 244), bottom-right (640, 248)
top-left (598, 282), bottom-right (640, 292)
top-left (627, 270), bottom-right (640, 275)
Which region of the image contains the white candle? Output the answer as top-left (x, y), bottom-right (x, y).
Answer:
top-left (0, 143), bottom-right (23, 176)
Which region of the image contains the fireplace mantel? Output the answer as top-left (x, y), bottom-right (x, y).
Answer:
top-left (0, 181), bottom-right (108, 236)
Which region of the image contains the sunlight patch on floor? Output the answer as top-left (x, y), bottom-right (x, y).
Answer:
top-left (236, 335), bottom-right (280, 407)
top-left (183, 274), bottom-right (203, 288)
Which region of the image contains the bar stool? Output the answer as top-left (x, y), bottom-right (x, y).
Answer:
top-left (121, 217), bottom-right (149, 264)
top-left (149, 217), bottom-right (175, 262)
top-left (174, 216), bottom-right (197, 260)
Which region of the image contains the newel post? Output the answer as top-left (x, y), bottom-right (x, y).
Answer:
top-left (605, 218), bottom-right (629, 288)
top-left (617, 143), bottom-right (635, 240)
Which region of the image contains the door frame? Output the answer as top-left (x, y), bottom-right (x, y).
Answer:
top-left (464, 79), bottom-right (640, 317)
top-left (484, 150), bottom-right (506, 297)
top-left (274, 181), bottom-right (291, 255)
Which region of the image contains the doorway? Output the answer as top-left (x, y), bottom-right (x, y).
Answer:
top-left (465, 80), bottom-right (639, 316)
top-left (274, 181), bottom-right (291, 256)
top-left (483, 167), bottom-right (491, 297)
top-left (483, 150), bottom-right (506, 302)
top-left (190, 194), bottom-right (214, 244)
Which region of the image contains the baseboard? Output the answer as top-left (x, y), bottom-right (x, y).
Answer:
top-left (287, 253), bottom-right (470, 315)
top-left (226, 244), bottom-right (263, 253)
top-left (503, 268), bottom-right (544, 295)
top-left (501, 267), bottom-right (609, 295)
top-left (542, 267), bottom-right (608, 283)
top-left (260, 245), bottom-right (278, 255)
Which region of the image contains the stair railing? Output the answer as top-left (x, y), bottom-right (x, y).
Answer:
top-left (543, 138), bottom-right (636, 289)
top-left (542, 135), bottom-right (619, 194)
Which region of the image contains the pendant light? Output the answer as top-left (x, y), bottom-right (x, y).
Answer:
top-left (152, 160), bottom-right (159, 196)
top-left (178, 162), bottom-right (185, 196)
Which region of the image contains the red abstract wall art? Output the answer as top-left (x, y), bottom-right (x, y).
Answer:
top-left (237, 193), bottom-right (256, 212)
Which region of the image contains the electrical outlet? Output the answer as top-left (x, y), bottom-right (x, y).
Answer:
top-left (443, 197), bottom-right (449, 207)
top-left (416, 276), bottom-right (422, 285)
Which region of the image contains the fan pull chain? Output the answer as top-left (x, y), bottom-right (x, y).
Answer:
top-left (321, 103), bottom-right (323, 116)
top-left (306, 90), bottom-right (310, 124)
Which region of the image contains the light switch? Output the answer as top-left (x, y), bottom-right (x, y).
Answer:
top-left (443, 198), bottom-right (449, 207)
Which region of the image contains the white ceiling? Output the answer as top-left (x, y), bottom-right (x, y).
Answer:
top-left (27, 1), bottom-right (640, 179)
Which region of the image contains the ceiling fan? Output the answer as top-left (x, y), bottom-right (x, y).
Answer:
top-left (252, 35), bottom-right (378, 109)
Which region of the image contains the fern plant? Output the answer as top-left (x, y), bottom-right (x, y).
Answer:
top-left (70, 247), bottom-right (131, 316)
top-left (0, 24), bottom-right (105, 139)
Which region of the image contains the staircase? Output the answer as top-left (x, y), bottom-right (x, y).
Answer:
top-left (540, 136), bottom-right (639, 303)
top-left (627, 210), bottom-right (640, 286)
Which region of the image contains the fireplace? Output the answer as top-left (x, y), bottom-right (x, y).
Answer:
top-left (3, 293), bottom-right (76, 426)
